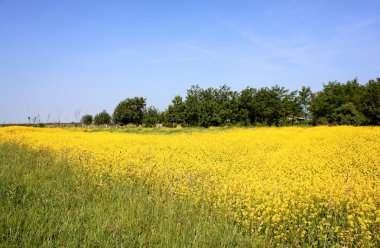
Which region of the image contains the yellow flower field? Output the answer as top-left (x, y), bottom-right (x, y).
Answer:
top-left (1, 126), bottom-right (379, 245)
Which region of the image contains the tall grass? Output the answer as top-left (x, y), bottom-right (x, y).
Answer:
top-left (0, 143), bottom-right (264, 247)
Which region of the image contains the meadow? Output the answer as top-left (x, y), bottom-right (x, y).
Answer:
top-left (1, 126), bottom-right (379, 247)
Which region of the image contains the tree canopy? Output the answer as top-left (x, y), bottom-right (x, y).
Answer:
top-left (94, 110), bottom-right (111, 125)
top-left (80, 77), bottom-right (379, 127)
top-left (113, 97), bottom-right (146, 125)
top-left (81, 114), bottom-right (93, 125)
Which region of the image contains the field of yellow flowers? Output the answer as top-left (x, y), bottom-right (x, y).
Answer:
top-left (1, 126), bottom-right (379, 246)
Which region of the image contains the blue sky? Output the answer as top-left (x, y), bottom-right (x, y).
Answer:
top-left (1, 0), bottom-right (379, 123)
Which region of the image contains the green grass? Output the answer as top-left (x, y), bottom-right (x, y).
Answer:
top-left (80, 126), bottom-right (215, 135)
top-left (0, 143), bottom-right (266, 247)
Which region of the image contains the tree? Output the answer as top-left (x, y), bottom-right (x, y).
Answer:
top-left (362, 78), bottom-right (380, 125)
top-left (182, 85), bottom-right (239, 127)
top-left (32, 114), bottom-right (41, 125)
top-left (165, 95), bottom-right (186, 126)
top-left (184, 85), bottom-right (202, 126)
top-left (94, 110), bottom-right (111, 125)
top-left (143, 107), bottom-right (162, 127)
top-left (283, 90), bottom-right (302, 126)
top-left (113, 97), bottom-right (146, 125)
top-left (214, 85), bottom-right (239, 126)
top-left (81, 114), bottom-right (93, 125)
top-left (197, 87), bottom-right (220, 127)
top-left (253, 86), bottom-right (289, 126)
top-left (56, 109), bottom-right (62, 125)
top-left (75, 109), bottom-right (82, 124)
top-left (309, 79), bottom-right (366, 125)
top-left (331, 102), bottom-right (366, 125)
top-left (237, 87), bottom-right (257, 125)
top-left (298, 86), bottom-right (313, 119)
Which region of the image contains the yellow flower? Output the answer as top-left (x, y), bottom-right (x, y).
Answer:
top-left (1, 126), bottom-right (379, 244)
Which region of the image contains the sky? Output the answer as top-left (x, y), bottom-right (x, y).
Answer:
top-left (1, 0), bottom-right (379, 123)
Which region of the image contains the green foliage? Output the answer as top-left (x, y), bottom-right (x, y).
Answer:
top-left (80, 114), bottom-right (93, 125)
top-left (166, 85), bottom-right (240, 127)
top-left (106, 78), bottom-right (380, 128)
top-left (0, 143), bottom-right (265, 247)
top-left (183, 85), bottom-right (202, 126)
top-left (361, 78), bottom-right (380, 125)
top-left (309, 79), bottom-right (370, 125)
top-left (113, 97), bottom-right (146, 125)
top-left (159, 78), bottom-right (379, 127)
top-left (143, 106), bottom-right (162, 127)
top-left (298, 86), bottom-right (313, 119)
top-left (195, 85), bottom-right (239, 127)
top-left (252, 86), bottom-right (291, 126)
top-left (331, 102), bottom-right (366, 125)
top-left (237, 87), bottom-right (257, 125)
top-left (94, 110), bottom-right (111, 125)
top-left (164, 95), bottom-right (186, 127)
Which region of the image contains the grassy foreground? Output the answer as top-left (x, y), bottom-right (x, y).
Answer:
top-left (0, 143), bottom-right (262, 247)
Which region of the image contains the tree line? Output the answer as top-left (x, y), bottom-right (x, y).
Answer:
top-left (81, 78), bottom-right (380, 127)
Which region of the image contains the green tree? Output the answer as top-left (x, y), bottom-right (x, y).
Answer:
top-left (253, 86), bottom-right (289, 126)
top-left (81, 114), bottom-right (93, 125)
top-left (113, 97), bottom-right (146, 125)
top-left (237, 87), bottom-right (257, 125)
top-left (184, 85), bottom-right (202, 126)
top-left (143, 107), bottom-right (162, 127)
top-left (94, 110), bottom-right (111, 125)
top-left (165, 96), bottom-right (186, 126)
top-left (198, 87), bottom-right (221, 127)
top-left (298, 86), bottom-right (313, 119)
top-left (309, 79), bottom-right (366, 125)
top-left (283, 90), bottom-right (302, 126)
top-left (362, 78), bottom-right (380, 125)
top-left (331, 102), bottom-right (366, 125)
top-left (185, 85), bottom-right (238, 127)
top-left (214, 85), bottom-right (239, 126)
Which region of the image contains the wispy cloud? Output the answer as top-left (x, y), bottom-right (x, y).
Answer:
top-left (222, 22), bottom-right (264, 46)
top-left (352, 17), bottom-right (380, 31)
top-left (139, 42), bottom-right (229, 64)
top-left (177, 42), bottom-right (227, 59)
top-left (176, 41), bottom-right (277, 68)
top-left (144, 58), bottom-right (199, 63)
top-left (223, 22), bottom-right (330, 69)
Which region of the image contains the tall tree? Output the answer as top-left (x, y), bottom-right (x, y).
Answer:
top-left (283, 90), bottom-right (302, 126)
top-left (309, 79), bottom-right (366, 125)
top-left (253, 86), bottom-right (289, 126)
top-left (165, 95), bottom-right (186, 126)
top-left (298, 86), bottom-right (313, 119)
top-left (143, 106), bottom-right (162, 127)
top-left (238, 87), bottom-right (257, 125)
top-left (362, 78), bottom-right (380, 125)
top-left (184, 85), bottom-right (202, 126)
